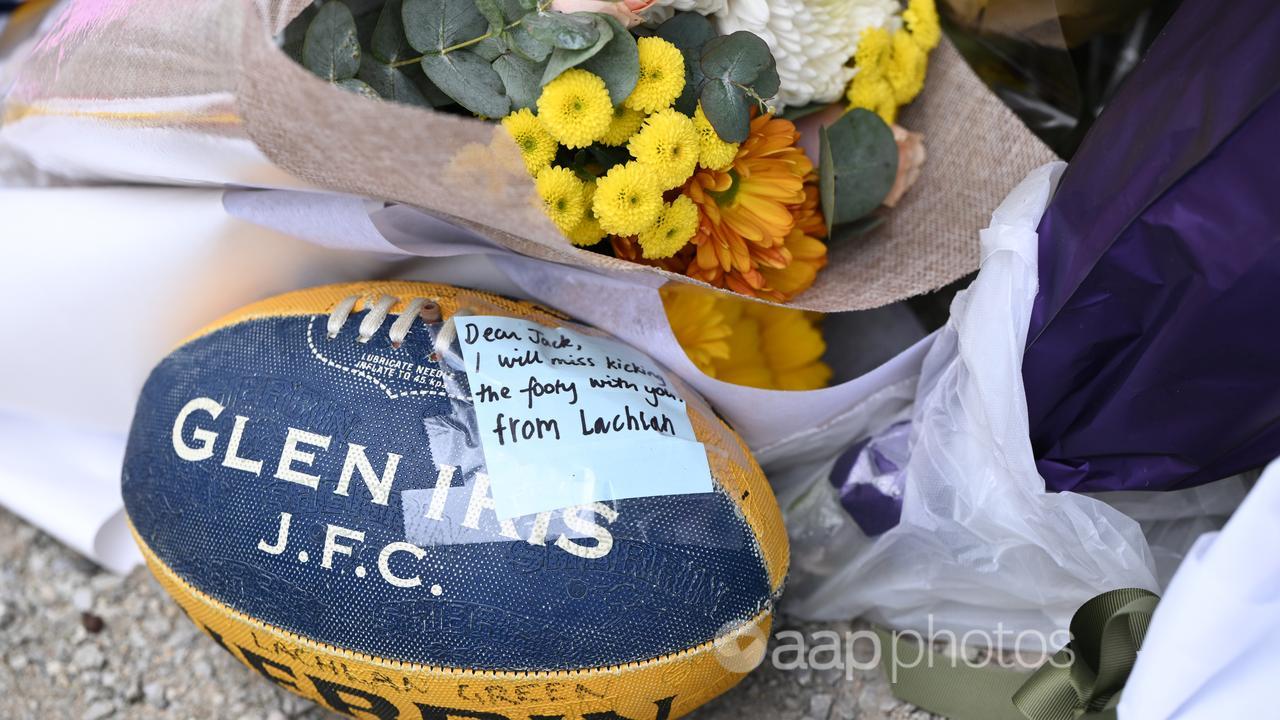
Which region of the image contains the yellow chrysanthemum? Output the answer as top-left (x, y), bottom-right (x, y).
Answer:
top-left (904, 0), bottom-right (941, 51)
top-left (886, 29), bottom-right (927, 106)
top-left (501, 108), bottom-right (558, 177)
top-left (625, 37), bottom-right (685, 113)
top-left (628, 109), bottom-right (700, 190)
top-left (854, 26), bottom-right (892, 73)
top-left (661, 284), bottom-right (831, 390)
top-left (599, 105), bottom-right (646, 146)
top-left (659, 285), bottom-right (731, 373)
top-left (693, 104), bottom-right (739, 171)
top-left (536, 69), bottom-right (613, 149)
top-left (638, 195), bottom-right (699, 259)
top-left (847, 72), bottom-right (897, 125)
top-left (568, 216), bottom-right (606, 247)
top-left (535, 166), bottom-right (586, 233)
top-left (592, 161), bottom-right (664, 236)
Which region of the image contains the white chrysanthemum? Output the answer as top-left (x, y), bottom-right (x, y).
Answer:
top-left (715, 0), bottom-right (902, 109)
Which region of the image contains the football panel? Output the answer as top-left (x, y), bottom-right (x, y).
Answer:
top-left (138, 531), bottom-right (773, 720)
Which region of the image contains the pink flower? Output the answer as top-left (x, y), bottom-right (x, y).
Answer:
top-left (883, 124), bottom-right (925, 208)
top-left (549, 0), bottom-right (657, 28)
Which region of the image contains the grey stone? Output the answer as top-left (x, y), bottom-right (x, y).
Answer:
top-left (143, 682), bottom-right (168, 709)
top-left (810, 693), bottom-right (835, 719)
top-left (72, 644), bottom-right (106, 671)
top-left (82, 700), bottom-right (115, 720)
top-left (72, 587), bottom-right (94, 612)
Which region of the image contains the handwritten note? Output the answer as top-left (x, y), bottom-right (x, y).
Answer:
top-left (455, 316), bottom-right (713, 519)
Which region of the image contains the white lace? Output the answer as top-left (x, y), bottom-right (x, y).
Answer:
top-left (326, 294), bottom-right (441, 346)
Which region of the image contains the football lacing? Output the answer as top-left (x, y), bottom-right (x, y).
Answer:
top-left (326, 294), bottom-right (442, 347)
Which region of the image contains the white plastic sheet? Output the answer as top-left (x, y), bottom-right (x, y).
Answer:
top-left (779, 163), bottom-right (1170, 643)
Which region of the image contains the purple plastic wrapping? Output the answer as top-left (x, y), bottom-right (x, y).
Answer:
top-left (1023, 0), bottom-right (1280, 493)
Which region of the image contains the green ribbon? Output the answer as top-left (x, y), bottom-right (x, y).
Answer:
top-left (878, 588), bottom-right (1158, 720)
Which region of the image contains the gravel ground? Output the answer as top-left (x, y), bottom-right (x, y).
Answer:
top-left (0, 508), bottom-right (930, 720)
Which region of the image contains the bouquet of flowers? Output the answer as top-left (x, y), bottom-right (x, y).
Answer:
top-left (284, 0), bottom-right (942, 303)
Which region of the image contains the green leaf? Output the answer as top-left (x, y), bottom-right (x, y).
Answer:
top-left (700, 31), bottom-right (772, 85)
top-left (402, 0), bottom-right (487, 54)
top-left (829, 212), bottom-right (886, 243)
top-left (281, 4), bottom-right (319, 66)
top-left (303, 2), bottom-right (361, 81)
top-left (580, 15), bottom-right (638, 105)
top-left (780, 101), bottom-right (831, 121)
top-left (819, 109), bottom-right (899, 231)
top-left (540, 14), bottom-right (613, 86)
top-left (336, 78), bottom-right (381, 100)
top-left (370, 0), bottom-right (413, 63)
top-left (699, 81), bottom-right (751, 143)
top-left (523, 11), bottom-right (600, 50)
top-left (421, 49), bottom-right (511, 117)
top-left (493, 53), bottom-right (545, 109)
top-left (656, 12), bottom-right (717, 114)
top-left (656, 12), bottom-right (717, 51)
top-left (357, 53), bottom-right (431, 106)
top-left (508, 24), bottom-right (553, 62)
top-left (752, 51), bottom-right (780, 100)
top-left (474, 0), bottom-right (506, 31)
top-left (473, 35), bottom-right (508, 61)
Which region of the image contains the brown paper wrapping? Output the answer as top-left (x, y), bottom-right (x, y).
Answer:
top-left (4, 0), bottom-right (1056, 312)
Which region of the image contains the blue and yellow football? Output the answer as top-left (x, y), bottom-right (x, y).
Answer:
top-left (122, 281), bottom-right (788, 719)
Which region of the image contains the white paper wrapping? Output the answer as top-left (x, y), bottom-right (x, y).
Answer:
top-left (1120, 457), bottom-right (1280, 720)
top-left (0, 186), bottom-right (405, 572)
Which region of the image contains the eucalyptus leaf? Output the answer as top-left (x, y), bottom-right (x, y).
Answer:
top-left (656, 12), bottom-right (716, 114)
top-left (474, 0), bottom-right (506, 31)
top-left (493, 53), bottom-right (545, 109)
top-left (580, 15), bottom-right (638, 105)
top-left (819, 109), bottom-right (899, 231)
top-left (700, 32), bottom-right (772, 85)
top-left (403, 0), bottom-right (487, 54)
top-left (282, 4), bottom-right (320, 65)
top-left (540, 15), bottom-right (613, 86)
top-left (421, 49), bottom-right (511, 117)
top-left (336, 78), bottom-right (381, 100)
top-left (752, 51), bottom-right (780, 101)
top-left (473, 35), bottom-right (508, 61)
top-left (371, 0), bottom-right (413, 62)
top-left (780, 101), bottom-right (831, 121)
top-left (508, 24), bottom-right (552, 62)
top-left (829, 212), bottom-right (886, 243)
top-left (357, 53), bottom-right (431, 106)
top-left (700, 81), bottom-right (751, 143)
top-left (655, 12), bottom-right (716, 51)
top-left (523, 11), bottom-right (600, 50)
top-left (497, 0), bottom-right (533, 20)
top-left (303, 2), bottom-right (361, 81)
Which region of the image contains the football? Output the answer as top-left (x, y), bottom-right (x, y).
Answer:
top-left (122, 281), bottom-right (788, 720)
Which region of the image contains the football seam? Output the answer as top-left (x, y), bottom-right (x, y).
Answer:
top-left (303, 318), bottom-right (470, 401)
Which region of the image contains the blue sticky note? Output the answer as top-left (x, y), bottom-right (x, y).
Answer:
top-left (454, 316), bottom-right (713, 519)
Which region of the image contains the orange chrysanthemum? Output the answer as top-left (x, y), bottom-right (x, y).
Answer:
top-left (681, 113), bottom-right (827, 301)
top-left (760, 182), bottom-right (829, 299)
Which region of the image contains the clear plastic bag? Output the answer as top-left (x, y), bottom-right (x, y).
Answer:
top-left (775, 162), bottom-right (1169, 643)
